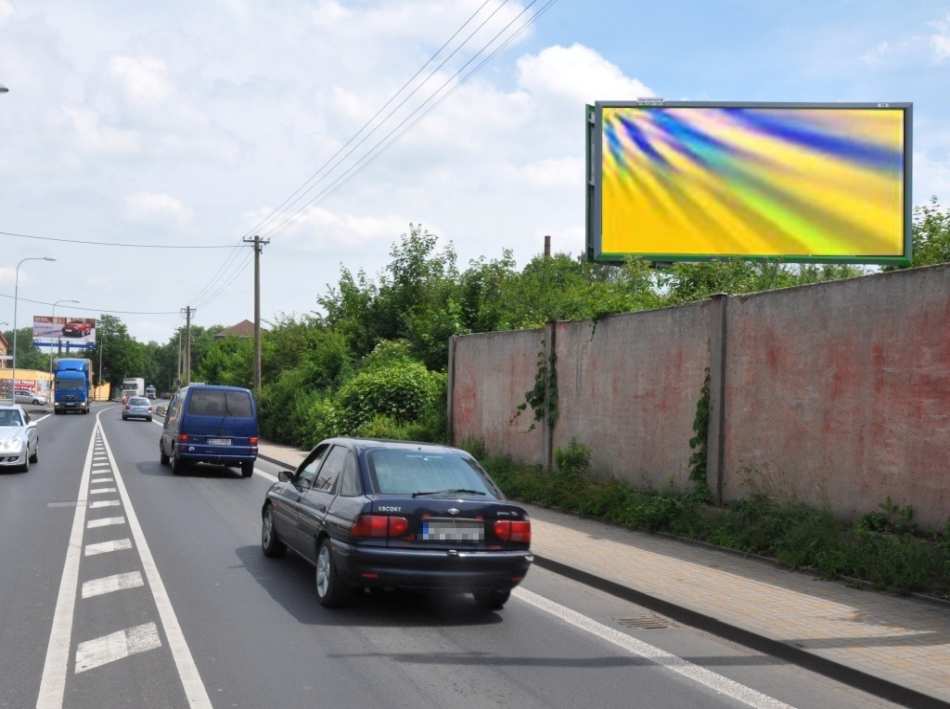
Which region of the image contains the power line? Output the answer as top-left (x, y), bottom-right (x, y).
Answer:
top-left (195, 249), bottom-right (254, 307)
top-left (0, 292), bottom-right (180, 316)
top-left (189, 241), bottom-right (247, 304)
top-left (243, 0), bottom-right (506, 240)
top-left (0, 229), bottom-right (241, 249)
top-left (261, 0), bottom-right (554, 239)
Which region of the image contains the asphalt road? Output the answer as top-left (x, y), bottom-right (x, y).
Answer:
top-left (0, 404), bottom-right (901, 709)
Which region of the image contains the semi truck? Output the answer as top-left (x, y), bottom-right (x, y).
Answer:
top-left (53, 358), bottom-right (93, 414)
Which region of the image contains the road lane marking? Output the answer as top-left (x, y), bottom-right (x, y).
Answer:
top-left (89, 480), bottom-right (113, 486)
top-left (512, 588), bottom-right (795, 709)
top-left (98, 415), bottom-right (213, 708)
top-left (89, 487), bottom-right (117, 494)
top-left (81, 571), bottom-right (144, 599)
top-left (87, 516), bottom-right (125, 529)
top-left (89, 500), bottom-right (120, 509)
top-left (33, 413), bottom-right (52, 425)
top-left (254, 468), bottom-right (278, 483)
top-left (84, 539), bottom-right (133, 556)
top-left (36, 416), bottom-right (97, 709)
top-left (74, 623), bottom-right (162, 674)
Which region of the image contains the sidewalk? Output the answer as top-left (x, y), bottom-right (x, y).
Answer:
top-left (257, 439), bottom-right (950, 705)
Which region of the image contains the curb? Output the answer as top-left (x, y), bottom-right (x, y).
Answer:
top-left (532, 554), bottom-right (949, 709)
top-left (257, 452), bottom-right (297, 471)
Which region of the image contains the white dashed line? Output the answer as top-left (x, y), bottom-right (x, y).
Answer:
top-left (81, 571), bottom-right (144, 599)
top-left (84, 539), bottom-right (132, 557)
top-left (87, 516), bottom-right (126, 529)
top-left (74, 622), bottom-right (162, 674)
top-left (89, 500), bottom-right (120, 509)
top-left (89, 487), bottom-right (117, 494)
top-left (513, 588), bottom-right (794, 709)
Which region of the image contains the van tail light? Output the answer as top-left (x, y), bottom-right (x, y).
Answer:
top-left (248, 436), bottom-right (259, 446)
top-left (177, 433), bottom-right (190, 443)
top-left (494, 519), bottom-right (531, 544)
top-left (352, 514), bottom-right (409, 538)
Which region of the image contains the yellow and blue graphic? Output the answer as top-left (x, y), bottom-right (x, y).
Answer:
top-left (599, 105), bottom-right (907, 260)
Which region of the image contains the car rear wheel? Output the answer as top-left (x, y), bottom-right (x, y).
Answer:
top-left (171, 449), bottom-right (187, 476)
top-left (473, 589), bottom-right (510, 611)
top-left (159, 444), bottom-right (169, 466)
top-left (261, 506), bottom-right (286, 558)
top-left (315, 539), bottom-right (347, 608)
top-left (240, 460), bottom-right (254, 478)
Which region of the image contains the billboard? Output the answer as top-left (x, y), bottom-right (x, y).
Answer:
top-left (33, 316), bottom-right (97, 352)
top-left (586, 101), bottom-right (912, 264)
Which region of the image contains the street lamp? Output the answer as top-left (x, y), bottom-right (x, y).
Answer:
top-left (49, 298), bottom-right (80, 405)
top-left (11, 257), bottom-right (56, 401)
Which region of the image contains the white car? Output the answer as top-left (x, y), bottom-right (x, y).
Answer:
top-left (0, 404), bottom-right (39, 472)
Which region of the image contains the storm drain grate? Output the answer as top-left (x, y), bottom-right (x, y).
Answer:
top-left (615, 615), bottom-right (672, 630)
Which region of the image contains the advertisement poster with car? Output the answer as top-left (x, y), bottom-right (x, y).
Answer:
top-left (32, 316), bottom-right (97, 352)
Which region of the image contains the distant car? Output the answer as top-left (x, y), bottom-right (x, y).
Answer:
top-left (14, 389), bottom-right (47, 406)
top-left (61, 321), bottom-right (92, 338)
top-left (122, 396), bottom-right (152, 422)
top-left (159, 384), bottom-right (258, 477)
top-left (0, 404), bottom-right (39, 472)
top-left (260, 438), bottom-right (533, 610)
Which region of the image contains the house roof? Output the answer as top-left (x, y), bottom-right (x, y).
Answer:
top-left (215, 319), bottom-right (256, 338)
top-left (0, 331), bottom-right (9, 352)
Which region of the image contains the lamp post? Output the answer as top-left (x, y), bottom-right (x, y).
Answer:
top-left (11, 257), bottom-right (56, 401)
top-left (49, 299), bottom-right (79, 406)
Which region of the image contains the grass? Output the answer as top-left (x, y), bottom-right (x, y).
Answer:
top-left (477, 446), bottom-right (950, 599)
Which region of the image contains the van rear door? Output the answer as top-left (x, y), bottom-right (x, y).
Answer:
top-left (184, 389), bottom-right (257, 447)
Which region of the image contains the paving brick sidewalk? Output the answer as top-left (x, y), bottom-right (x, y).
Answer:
top-left (257, 438), bottom-right (950, 703)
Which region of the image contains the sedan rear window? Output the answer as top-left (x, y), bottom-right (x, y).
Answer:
top-left (129, 398), bottom-right (149, 406)
top-left (187, 390), bottom-right (253, 417)
top-left (367, 449), bottom-right (496, 497)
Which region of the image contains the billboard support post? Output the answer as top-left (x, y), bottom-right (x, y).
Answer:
top-left (586, 101), bottom-right (913, 266)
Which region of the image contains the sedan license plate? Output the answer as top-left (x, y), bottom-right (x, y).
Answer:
top-left (207, 438), bottom-right (231, 446)
top-left (421, 520), bottom-right (484, 542)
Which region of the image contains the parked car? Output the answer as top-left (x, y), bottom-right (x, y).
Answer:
top-left (122, 396), bottom-right (153, 422)
top-left (260, 438), bottom-right (533, 610)
top-left (14, 389), bottom-right (47, 406)
top-left (159, 384), bottom-right (258, 477)
top-left (62, 320), bottom-right (92, 337)
top-left (0, 404), bottom-right (39, 472)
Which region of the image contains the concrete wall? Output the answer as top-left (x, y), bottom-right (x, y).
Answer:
top-left (553, 303), bottom-right (713, 490)
top-left (451, 328), bottom-right (547, 467)
top-left (721, 265), bottom-right (950, 529)
top-left (450, 264), bottom-right (950, 530)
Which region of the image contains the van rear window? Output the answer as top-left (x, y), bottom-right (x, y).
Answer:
top-left (187, 390), bottom-right (253, 417)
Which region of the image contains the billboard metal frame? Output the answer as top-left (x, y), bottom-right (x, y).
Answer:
top-left (586, 100), bottom-right (913, 266)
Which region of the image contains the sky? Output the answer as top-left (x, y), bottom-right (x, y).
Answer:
top-left (1, 0), bottom-right (949, 343)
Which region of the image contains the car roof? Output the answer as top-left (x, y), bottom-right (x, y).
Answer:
top-left (317, 437), bottom-right (466, 456)
top-left (179, 384), bottom-right (251, 394)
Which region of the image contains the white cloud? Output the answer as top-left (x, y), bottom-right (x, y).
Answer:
top-left (261, 205), bottom-right (413, 251)
top-left (63, 108), bottom-right (141, 155)
top-left (111, 55), bottom-right (172, 105)
top-left (0, 0), bottom-right (12, 22)
top-left (915, 152), bottom-right (950, 203)
top-left (932, 13), bottom-right (950, 61)
top-left (125, 192), bottom-right (193, 226)
top-left (0, 266), bottom-right (16, 287)
top-left (517, 43), bottom-right (653, 104)
top-left (513, 157), bottom-right (585, 188)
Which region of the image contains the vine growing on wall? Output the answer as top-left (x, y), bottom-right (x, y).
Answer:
top-left (688, 367), bottom-right (711, 499)
top-left (514, 338), bottom-right (559, 430)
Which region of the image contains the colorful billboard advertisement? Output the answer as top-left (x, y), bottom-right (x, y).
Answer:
top-left (586, 102), bottom-right (912, 264)
top-left (32, 316), bottom-right (97, 351)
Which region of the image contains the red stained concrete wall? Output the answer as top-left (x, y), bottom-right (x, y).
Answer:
top-left (451, 328), bottom-right (546, 466)
top-left (722, 265), bottom-right (950, 529)
top-left (552, 303), bottom-right (713, 490)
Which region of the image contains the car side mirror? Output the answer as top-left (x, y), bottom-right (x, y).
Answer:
top-left (278, 469), bottom-right (291, 483)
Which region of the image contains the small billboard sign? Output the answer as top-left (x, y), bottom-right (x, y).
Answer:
top-left (33, 316), bottom-right (97, 352)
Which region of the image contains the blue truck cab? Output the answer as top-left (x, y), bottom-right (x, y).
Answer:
top-left (53, 358), bottom-right (92, 414)
top-left (160, 384), bottom-right (259, 477)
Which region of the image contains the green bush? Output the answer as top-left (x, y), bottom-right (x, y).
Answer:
top-left (336, 360), bottom-right (444, 434)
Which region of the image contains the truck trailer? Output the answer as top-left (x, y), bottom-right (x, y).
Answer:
top-left (53, 358), bottom-right (93, 414)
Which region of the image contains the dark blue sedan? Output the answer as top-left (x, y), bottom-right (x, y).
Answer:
top-left (261, 438), bottom-right (533, 610)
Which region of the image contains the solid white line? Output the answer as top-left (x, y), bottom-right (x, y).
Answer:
top-left (74, 622), bottom-right (162, 674)
top-left (84, 538), bottom-right (132, 556)
top-left (254, 468), bottom-right (278, 483)
top-left (512, 588), bottom-right (795, 709)
top-left (35, 418), bottom-right (96, 709)
top-left (89, 500), bottom-right (120, 509)
top-left (33, 413), bottom-right (52, 425)
top-left (87, 516), bottom-right (125, 529)
top-left (98, 415), bottom-right (213, 708)
top-left (89, 487), bottom-right (117, 494)
top-left (81, 571), bottom-right (144, 599)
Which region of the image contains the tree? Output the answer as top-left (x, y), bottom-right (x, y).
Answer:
top-left (910, 198), bottom-right (950, 267)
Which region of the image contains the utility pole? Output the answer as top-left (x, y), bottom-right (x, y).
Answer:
top-left (175, 329), bottom-right (182, 389)
top-left (181, 306), bottom-right (195, 386)
top-left (544, 234), bottom-right (551, 258)
top-left (242, 235), bottom-right (269, 398)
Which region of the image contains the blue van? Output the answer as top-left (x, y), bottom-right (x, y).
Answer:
top-left (159, 385), bottom-right (259, 477)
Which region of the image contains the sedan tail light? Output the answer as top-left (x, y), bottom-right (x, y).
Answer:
top-left (351, 514), bottom-right (409, 538)
top-left (493, 519), bottom-right (531, 544)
